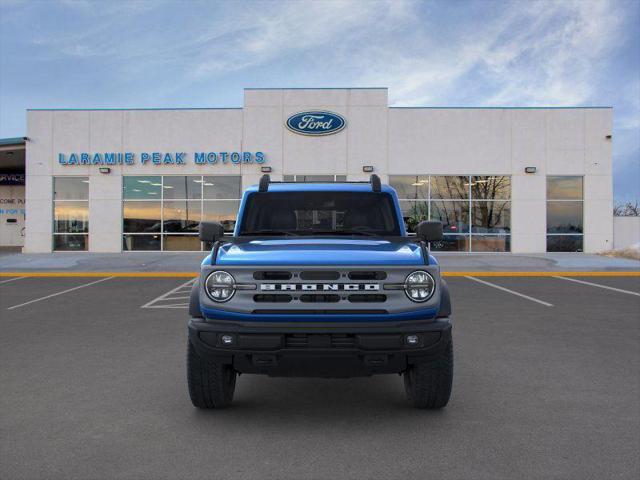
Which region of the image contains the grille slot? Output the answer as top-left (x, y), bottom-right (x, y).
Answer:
top-left (348, 294), bottom-right (387, 303)
top-left (348, 271), bottom-right (387, 280)
top-left (299, 294), bottom-right (340, 303)
top-left (300, 271), bottom-right (341, 280)
top-left (285, 334), bottom-right (356, 348)
top-left (253, 294), bottom-right (292, 303)
top-left (253, 271), bottom-right (292, 280)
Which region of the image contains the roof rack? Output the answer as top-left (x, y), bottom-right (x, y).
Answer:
top-left (257, 174), bottom-right (382, 193)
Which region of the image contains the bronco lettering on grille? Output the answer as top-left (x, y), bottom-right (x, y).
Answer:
top-left (260, 284), bottom-right (380, 291)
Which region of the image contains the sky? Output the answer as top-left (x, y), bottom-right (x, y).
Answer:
top-left (0, 0), bottom-right (638, 202)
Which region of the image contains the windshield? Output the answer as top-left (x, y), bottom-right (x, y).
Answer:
top-left (238, 191), bottom-right (401, 236)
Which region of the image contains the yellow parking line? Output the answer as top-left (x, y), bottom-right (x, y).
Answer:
top-left (0, 272), bottom-right (198, 278)
top-left (442, 271), bottom-right (640, 277)
top-left (0, 271), bottom-right (638, 278)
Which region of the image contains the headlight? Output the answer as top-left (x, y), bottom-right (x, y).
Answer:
top-left (404, 270), bottom-right (435, 302)
top-left (205, 271), bottom-right (236, 302)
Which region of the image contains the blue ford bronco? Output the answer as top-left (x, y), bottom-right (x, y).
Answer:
top-left (187, 175), bottom-right (453, 409)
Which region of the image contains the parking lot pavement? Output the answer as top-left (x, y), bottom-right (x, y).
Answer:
top-left (1, 276), bottom-right (639, 480)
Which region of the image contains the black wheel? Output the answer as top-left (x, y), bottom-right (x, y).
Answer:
top-left (187, 341), bottom-right (236, 408)
top-left (404, 341), bottom-right (453, 409)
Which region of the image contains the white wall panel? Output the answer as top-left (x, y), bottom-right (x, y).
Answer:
top-left (546, 109), bottom-right (585, 174)
top-left (584, 109), bottom-right (613, 175)
top-left (52, 111), bottom-right (91, 176)
top-left (347, 107), bottom-right (388, 175)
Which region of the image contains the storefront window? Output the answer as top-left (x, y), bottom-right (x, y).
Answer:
top-left (399, 201), bottom-right (429, 233)
top-left (123, 201), bottom-right (161, 232)
top-left (471, 176), bottom-right (511, 200)
top-left (546, 176), bottom-right (583, 251)
top-left (430, 176), bottom-right (469, 200)
top-left (389, 176), bottom-right (429, 200)
top-left (390, 175), bottom-right (511, 252)
top-left (123, 176), bottom-right (161, 199)
top-left (203, 200), bottom-right (241, 232)
top-left (471, 201), bottom-right (510, 233)
top-left (162, 176), bottom-right (202, 200)
top-left (122, 176), bottom-right (241, 251)
top-left (431, 201), bottom-right (469, 234)
top-left (53, 177), bottom-right (89, 250)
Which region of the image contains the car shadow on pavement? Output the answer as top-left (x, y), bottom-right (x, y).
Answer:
top-left (187, 375), bottom-right (452, 424)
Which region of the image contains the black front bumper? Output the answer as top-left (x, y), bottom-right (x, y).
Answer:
top-left (188, 317), bottom-right (452, 378)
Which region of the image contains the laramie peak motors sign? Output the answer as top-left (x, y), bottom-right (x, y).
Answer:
top-left (57, 151), bottom-right (265, 166)
top-left (286, 111), bottom-right (346, 136)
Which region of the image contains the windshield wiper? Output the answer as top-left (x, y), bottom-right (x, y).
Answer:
top-left (240, 230), bottom-right (299, 236)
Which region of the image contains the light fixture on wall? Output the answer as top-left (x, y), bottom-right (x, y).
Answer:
top-left (99, 167), bottom-right (111, 174)
top-left (606, 134), bottom-right (612, 139)
top-left (524, 167), bottom-right (537, 174)
top-left (260, 166), bottom-right (272, 173)
top-left (362, 165), bottom-right (374, 173)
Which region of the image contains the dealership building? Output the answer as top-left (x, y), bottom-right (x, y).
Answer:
top-left (0, 88), bottom-right (615, 253)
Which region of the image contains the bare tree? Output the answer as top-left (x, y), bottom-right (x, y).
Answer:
top-left (613, 201), bottom-right (639, 216)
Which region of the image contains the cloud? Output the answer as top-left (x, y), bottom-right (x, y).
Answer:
top-left (359, 0), bottom-right (625, 107)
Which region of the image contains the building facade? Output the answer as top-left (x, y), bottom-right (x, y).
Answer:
top-left (19, 88), bottom-right (613, 253)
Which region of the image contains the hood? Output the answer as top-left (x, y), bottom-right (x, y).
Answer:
top-left (214, 238), bottom-right (426, 266)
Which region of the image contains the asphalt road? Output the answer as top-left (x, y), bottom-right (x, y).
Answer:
top-left (1, 275), bottom-right (639, 480)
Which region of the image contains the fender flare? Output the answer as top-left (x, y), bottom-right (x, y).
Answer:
top-left (437, 279), bottom-right (452, 318)
top-left (189, 280), bottom-right (203, 318)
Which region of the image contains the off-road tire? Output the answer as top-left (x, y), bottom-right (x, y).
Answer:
top-left (404, 341), bottom-right (453, 409)
top-left (187, 341), bottom-right (236, 408)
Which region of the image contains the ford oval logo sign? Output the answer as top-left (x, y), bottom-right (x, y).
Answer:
top-left (286, 111), bottom-right (346, 136)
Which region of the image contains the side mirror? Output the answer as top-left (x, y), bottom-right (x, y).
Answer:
top-left (199, 222), bottom-right (225, 243)
top-left (416, 221), bottom-right (443, 242)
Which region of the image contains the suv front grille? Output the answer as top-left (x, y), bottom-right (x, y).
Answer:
top-left (227, 267), bottom-right (418, 314)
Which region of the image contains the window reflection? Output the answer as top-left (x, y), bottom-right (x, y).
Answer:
top-left (430, 235), bottom-right (469, 252)
top-left (471, 176), bottom-right (510, 200)
top-left (547, 176), bottom-right (583, 200)
top-left (163, 235), bottom-right (201, 251)
top-left (547, 235), bottom-right (583, 252)
top-left (399, 201), bottom-right (428, 233)
top-left (54, 202), bottom-right (89, 233)
top-left (547, 201), bottom-right (583, 233)
top-left (431, 201), bottom-right (469, 234)
top-left (162, 176), bottom-right (202, 200)
top-left (471, 201), bottom-right (510, 233)
top-left (54, 234), bottom-right (87, 251)
top-left (123, 201), bottom-right (161, 232)
top-left (123, 176), bottom-right (161, 199)
top-left (162, 200), bottom-right (201, 233)
top-left (430, 176), bottom-right (469, 199)
top-left (203, 176), bottom-right (241, 199)
top-left (54, 177), bottom-right (89, 200)
top-left (389, 176), bottom-right (429, 200)
top-left (471, 235), bottom-right (510, 252)
top-left (123, 234), bottom-right (160, 251)
top-left (203, 200), bottom-right (241, 232)
top-left (53, 177), bottom-right (89, 251)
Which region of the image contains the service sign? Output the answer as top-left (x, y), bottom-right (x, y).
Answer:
top-left (0, 173), bottom-right (25, 185)
top-left (286, 111), bottom-right (346, 136)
